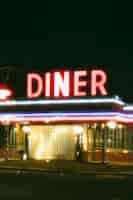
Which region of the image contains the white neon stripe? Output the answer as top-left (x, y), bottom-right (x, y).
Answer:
top-left (0, 111), bottom-right (132, 118)
top-left (0, 98), bottom-right (124, 106)
top-left (2, 112), bottom-right (133, 121)
top-left (0, 112), bottom-right (117, 117)
top-left (123, 106), bottom-right (133, 111)
top-left (0, 112), bottom-right (132, 118)
top-left (118, 113), bottom-right (133, 118)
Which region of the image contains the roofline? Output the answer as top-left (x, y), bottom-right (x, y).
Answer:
top-left (0, 97), bottom-right (125, 106)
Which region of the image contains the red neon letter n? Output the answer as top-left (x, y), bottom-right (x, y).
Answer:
top-left (54, 71), bottom-right (70, 97)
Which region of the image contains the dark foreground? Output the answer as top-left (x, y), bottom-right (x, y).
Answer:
top-left (0, 170), bottom-right (132, 200)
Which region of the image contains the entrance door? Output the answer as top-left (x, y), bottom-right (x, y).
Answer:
top-left (28, 125), bottom-right (78, 160)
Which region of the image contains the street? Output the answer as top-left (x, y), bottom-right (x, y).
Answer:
top-left (0, 170), bottom-right (132, 200)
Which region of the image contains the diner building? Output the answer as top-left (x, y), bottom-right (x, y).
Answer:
top-left (0, 68), bottom-right (133, 163)
top-left (0, 97), bottom-right (132, 162)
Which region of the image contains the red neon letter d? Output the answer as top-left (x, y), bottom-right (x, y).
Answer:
top-left (27, 73), bottom-right (43, 98)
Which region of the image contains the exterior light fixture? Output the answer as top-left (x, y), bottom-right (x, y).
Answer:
top-left (45, 159), bottom-right (51, 163)
top-left (74, 126), bottom-right (83, 135)
top-left (44, 118), bottom-right (50, 123)
top-left (107, 138), bottom-right (112, 144)
top-left (101, 123), bottom-right (105, 128)
top-left (22, 153), bottom-right (28, 160)
top-left (123, 149), bottom-right (128, 154)
top-left (22, 125), bottom-right (31, 133)
top-left (118, 124), bottom-right (123, 129)
top-left (114, 95), bottom-right (120, 100)
top-left (107, 121), bottom-right (117, 129)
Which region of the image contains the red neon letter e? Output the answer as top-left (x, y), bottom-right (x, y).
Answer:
top-left (27, 73), bottom-right (43, 98)
top-left (91, 70), bottom-right (107, 96)
top-left (74, 70), bottom-right (87, 96)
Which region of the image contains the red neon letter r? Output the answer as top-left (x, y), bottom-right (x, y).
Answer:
top-left (91, 70), bottom-right (107, 96)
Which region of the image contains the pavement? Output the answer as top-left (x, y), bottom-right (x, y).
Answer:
top-left (0, 160), bottom-right (133, 176)
top-left (0, 160), bottom-right (133, 199)
top-left (0, 171), bottom-right (132, 200)
top-left (0, 160), bottom-right (132, 200)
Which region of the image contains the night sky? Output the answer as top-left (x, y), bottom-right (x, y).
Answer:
top-left (0, 2), bottom-right (133, 102)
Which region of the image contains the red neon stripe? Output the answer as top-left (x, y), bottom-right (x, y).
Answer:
top-left (1, 116), bottom-right (133, 124)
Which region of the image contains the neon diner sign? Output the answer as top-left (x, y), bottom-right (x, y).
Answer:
top-left (26, 69), bottom-right (108, 98)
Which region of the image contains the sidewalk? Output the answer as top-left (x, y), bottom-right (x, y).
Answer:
top-left (0, 160), bottom-right (133, 175)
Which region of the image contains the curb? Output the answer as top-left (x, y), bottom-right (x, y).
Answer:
top-left (0, 166), bottom-right (133, 177)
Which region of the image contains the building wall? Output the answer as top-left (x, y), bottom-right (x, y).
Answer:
top-left (0, 122), bottom-right (133, 162)
top-left (0, 124), bottom-right (25, 160)
top-left (84, 124), bottom-right (133, 162)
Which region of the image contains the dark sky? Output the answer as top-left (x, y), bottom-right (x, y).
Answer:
top-left (0, 2), bottom-right (133, 102)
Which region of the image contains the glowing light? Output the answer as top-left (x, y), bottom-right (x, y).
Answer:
top-left (22, 153), bottom-right (28, 160)
top-left (74, 70), bottom-right (87, 96)
top-left (44, 118), bottom-right (50, 123)
top-left (123, 149), bottom-right (128, 154)
top-left (92, 123), bottom-right (97, 128)
top-left (101, 123), bottom-right (105, 128)
top-left (74, 126), bottom-right (83, 135)
top-left (0, 84), bottom-right (13, 101)
top-left (123, 106), bottom-right (133, 111)
top-left (22, 125), bottom-right (31, 133)
top-left (45, 159), bottom-right (51, 163)
top-left (118, 124), bottom-right (123, 129)
top-left (107, 121), bottom-right (117, 129)
top-left (106, 148), bottom-right (111, 152)
top-left (0, 88), bottom-right (12, 100)
top-left (91, 70), bottom-right (107, 96)
top-left (107, 138), bottom-right (112, 144)
top-left (114, 95), bottom-right (120, 100)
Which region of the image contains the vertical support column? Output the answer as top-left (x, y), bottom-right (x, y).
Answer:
top-left (87, 126), bottom-right (93, 161)
top-left (25, 133), bottom-right (29, 159)
top-left (4, 125), bottom-right (9, 160)
top-left (124, 126), bottom-right (127, 150)
top-left (101, 124), bottom-right (105, 164)
top-left (15, 123), bottom-right (26, 160)
top-left (92, 124), bottom-right (97, 161)
top-left (121, 126), bottom-right (125, 149)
